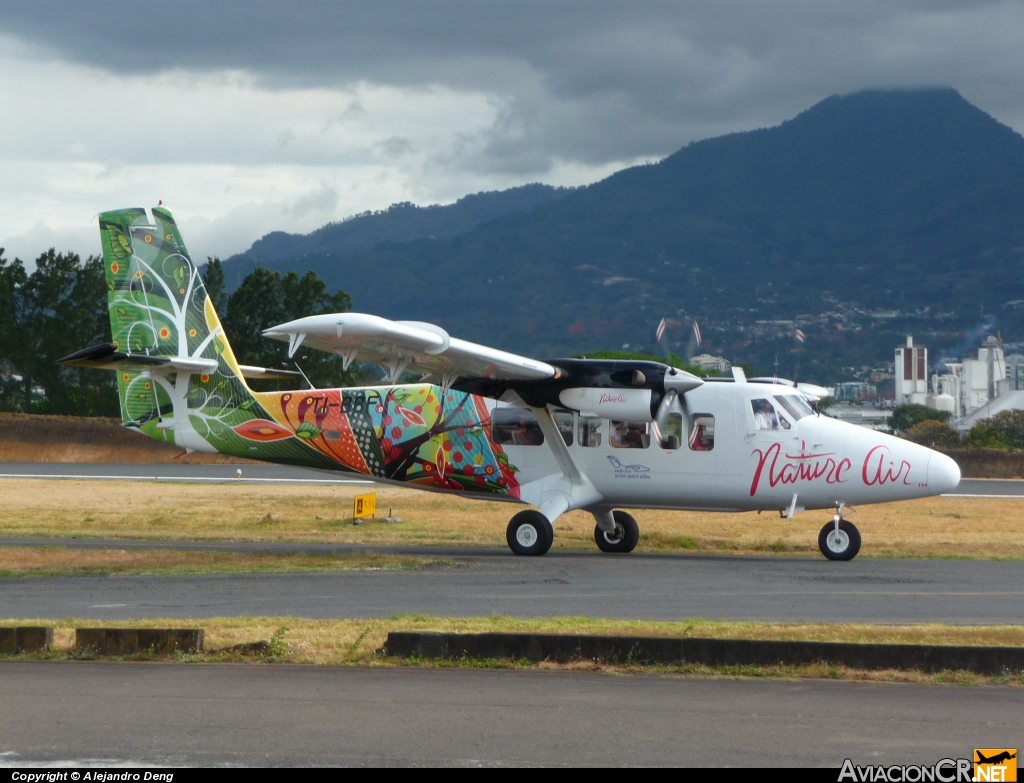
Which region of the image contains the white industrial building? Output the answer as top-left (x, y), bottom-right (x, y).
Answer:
top-left (895, 335), bottom-right (1024, 430)
top-left (895, 336), bottom-right (929, 406)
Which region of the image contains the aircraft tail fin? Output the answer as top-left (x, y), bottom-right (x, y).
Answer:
top-left (93, 206), bottom-right (253, 448)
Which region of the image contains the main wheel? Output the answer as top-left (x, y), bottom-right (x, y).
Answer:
top-left (594, 510), bottom-right (640, 553)
top-left (506, 510), bottom-right (553, 556)
top-left (818, 518), bottom-right (861, 561)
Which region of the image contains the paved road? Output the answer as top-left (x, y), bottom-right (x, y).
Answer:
top-left (1, 462), bottom-right (1020, 496)
top-left (0, 662), bottom-right (1016, 767)
top-left (3, 548), bottom-right (1023, 623)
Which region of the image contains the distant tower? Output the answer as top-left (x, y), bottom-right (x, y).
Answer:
top-left (895, 336), bottom-right (928, 406)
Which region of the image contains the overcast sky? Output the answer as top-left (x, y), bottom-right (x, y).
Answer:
top-left (3, 0), bottom-right (1024, 263)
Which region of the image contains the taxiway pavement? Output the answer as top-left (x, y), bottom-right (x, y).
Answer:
top-left (2, 548), bottom-right (1022, 623)
top-left (0, 662), bottom-right (1017, 766)
top-left (0, 461), bottom-right (1019, 496)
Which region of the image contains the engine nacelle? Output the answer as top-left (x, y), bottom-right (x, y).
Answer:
top-left (558, 387), bottom-right (654, 421)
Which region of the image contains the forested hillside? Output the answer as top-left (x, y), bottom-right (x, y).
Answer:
top-left (221, 89), bottom-right (1024, 381)
top-left (220, 183), bottom-right (574, 288)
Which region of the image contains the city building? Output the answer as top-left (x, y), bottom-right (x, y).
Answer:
top-left (689, 353), bottom-right (732, 373)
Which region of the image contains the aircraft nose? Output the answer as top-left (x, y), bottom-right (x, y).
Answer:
top-left (927, 451), bottom-right (961, 495)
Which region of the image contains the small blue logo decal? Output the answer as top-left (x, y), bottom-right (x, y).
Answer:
top-left (607, 455), bottom-right (651, 478)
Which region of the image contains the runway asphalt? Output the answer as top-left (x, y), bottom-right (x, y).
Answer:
top-left (3, 547), bottom-right (1023, 623)
top-left (0, 461), bottom-right (1020, 496)
top-left (0, 461), bottom-right (373, 485)
top-left (0, 662), bottom-right (1017, 766)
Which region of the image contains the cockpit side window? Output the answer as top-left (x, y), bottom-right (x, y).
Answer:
top-left (751, 398), bottom-right (790, 430)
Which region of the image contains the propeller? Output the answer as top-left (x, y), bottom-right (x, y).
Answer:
top-left (652, 366), bottom-right (701, 442)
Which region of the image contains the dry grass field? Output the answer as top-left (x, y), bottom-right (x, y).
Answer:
top-left (1, 478), bottom-right (1023, 559)
top-left (0, 412), bottom-right (252, 464)
top-left (2, 615), bottom-right (1021, 684)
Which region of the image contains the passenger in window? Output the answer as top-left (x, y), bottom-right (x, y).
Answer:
top-left (491, 408), bottom-right (544, 446)
top-left (751, 399), bottom-right (780, 430)
top-left (688, 414), bottom-right (715, 451)
top-left (512, 413), bottom-right (544, 445)
top-left (610, 421), bottom-right (649, 448)
top-left (690, 424), bottom-right (712, 450)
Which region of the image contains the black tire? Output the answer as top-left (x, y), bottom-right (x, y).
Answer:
top-left (817, 519), bottom-right (861, 561)
top-left (506, 510), bottom-right (553, 556)
top-left (594, 510), bottom-right (640, 553)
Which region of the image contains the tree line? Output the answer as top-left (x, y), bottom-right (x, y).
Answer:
top-left (888, 403), bottom-right (1024, 450)
top-left (0, 249), bottom-right (354, 417)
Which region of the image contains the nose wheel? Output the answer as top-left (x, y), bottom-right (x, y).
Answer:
top-left (817, 510), bottom-right (861, 561)
top-left (506, 510), bottom-right (554, 556)
top-left (594, 510), bottom-right (640, 553)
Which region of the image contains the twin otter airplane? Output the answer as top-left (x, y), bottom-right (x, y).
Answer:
top-left (62, 206), bottom-right (961, 560)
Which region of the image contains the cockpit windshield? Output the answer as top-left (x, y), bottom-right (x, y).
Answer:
top-left (773, 394), bottom-right (815, 421)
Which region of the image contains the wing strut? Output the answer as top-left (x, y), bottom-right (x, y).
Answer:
top-left (518, 403), bottom-right (603, 523)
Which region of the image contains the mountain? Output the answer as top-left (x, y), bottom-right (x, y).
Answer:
top-left (221, 89), bottom-right (1024, 382)
top-left (220, 183), bottom-right (574, 288)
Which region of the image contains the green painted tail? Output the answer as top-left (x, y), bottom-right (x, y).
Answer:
top-left (98, 206), bottom-right (254, 448)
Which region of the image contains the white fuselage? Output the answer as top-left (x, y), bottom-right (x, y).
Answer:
top-left (499, 380), bottom-right (960, 513)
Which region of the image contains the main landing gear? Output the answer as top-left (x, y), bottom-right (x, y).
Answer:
top-left (817, 504), bottom-right (861, 561)
top-left (506, 510), bottom-right (553, 556)
top-left (505, 508), bottom-right (641, 556)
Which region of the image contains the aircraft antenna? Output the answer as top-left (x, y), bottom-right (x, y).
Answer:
top-left (292, 360), bottom-right (314, 390)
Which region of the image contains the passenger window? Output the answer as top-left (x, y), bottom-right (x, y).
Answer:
top-left (578, 416), bottom-right (603, 447)
top-left (610, 420), bottom-right (650, 449)
top-left (750, 398), bottom-right (789, 430)
top-left (774, 394), bottom-right (814, 421)
top-left (656, 413), bottom-right (683, 449)
top-left (491, 408), bottom-right (545, 446)
top-left (688, 414), bottom-right (715, 451)
top-left (553, 410), bottom-right (574, 446)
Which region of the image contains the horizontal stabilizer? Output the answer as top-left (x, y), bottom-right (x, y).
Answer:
top-left (236, 364), bottom-right (305, 381)
top-left (263, 313), bottom-right (557, 382)
top-left (58, 343), bottom-right (217, 374)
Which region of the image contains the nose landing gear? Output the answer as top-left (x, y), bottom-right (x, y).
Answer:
top-left (594, 510), bottom-right (640, 554)
top-left (817, 504), bottom-right (861, 561)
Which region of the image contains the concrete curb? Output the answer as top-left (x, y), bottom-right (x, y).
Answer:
top-left (384, 632), bottom-right (1024, 675)
top-left (0, 627), bottom-right (53, 654)
top-left (75, 628), bottom-right (204, 655)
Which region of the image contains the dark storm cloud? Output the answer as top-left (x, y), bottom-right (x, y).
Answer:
top-left (4, 0), bottom-right (1024, 173)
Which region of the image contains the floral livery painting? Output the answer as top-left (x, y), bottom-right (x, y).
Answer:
top-left (254, 385), bottom-right (520, 496)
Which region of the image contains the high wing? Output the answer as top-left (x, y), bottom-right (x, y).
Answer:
top-left (262, 312), bottom-right (704, 426)
top-left (263, 313), bottom-right (558, 383)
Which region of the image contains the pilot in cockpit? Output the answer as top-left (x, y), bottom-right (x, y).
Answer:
top-left (751, 399), bottom-right (780, 430)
